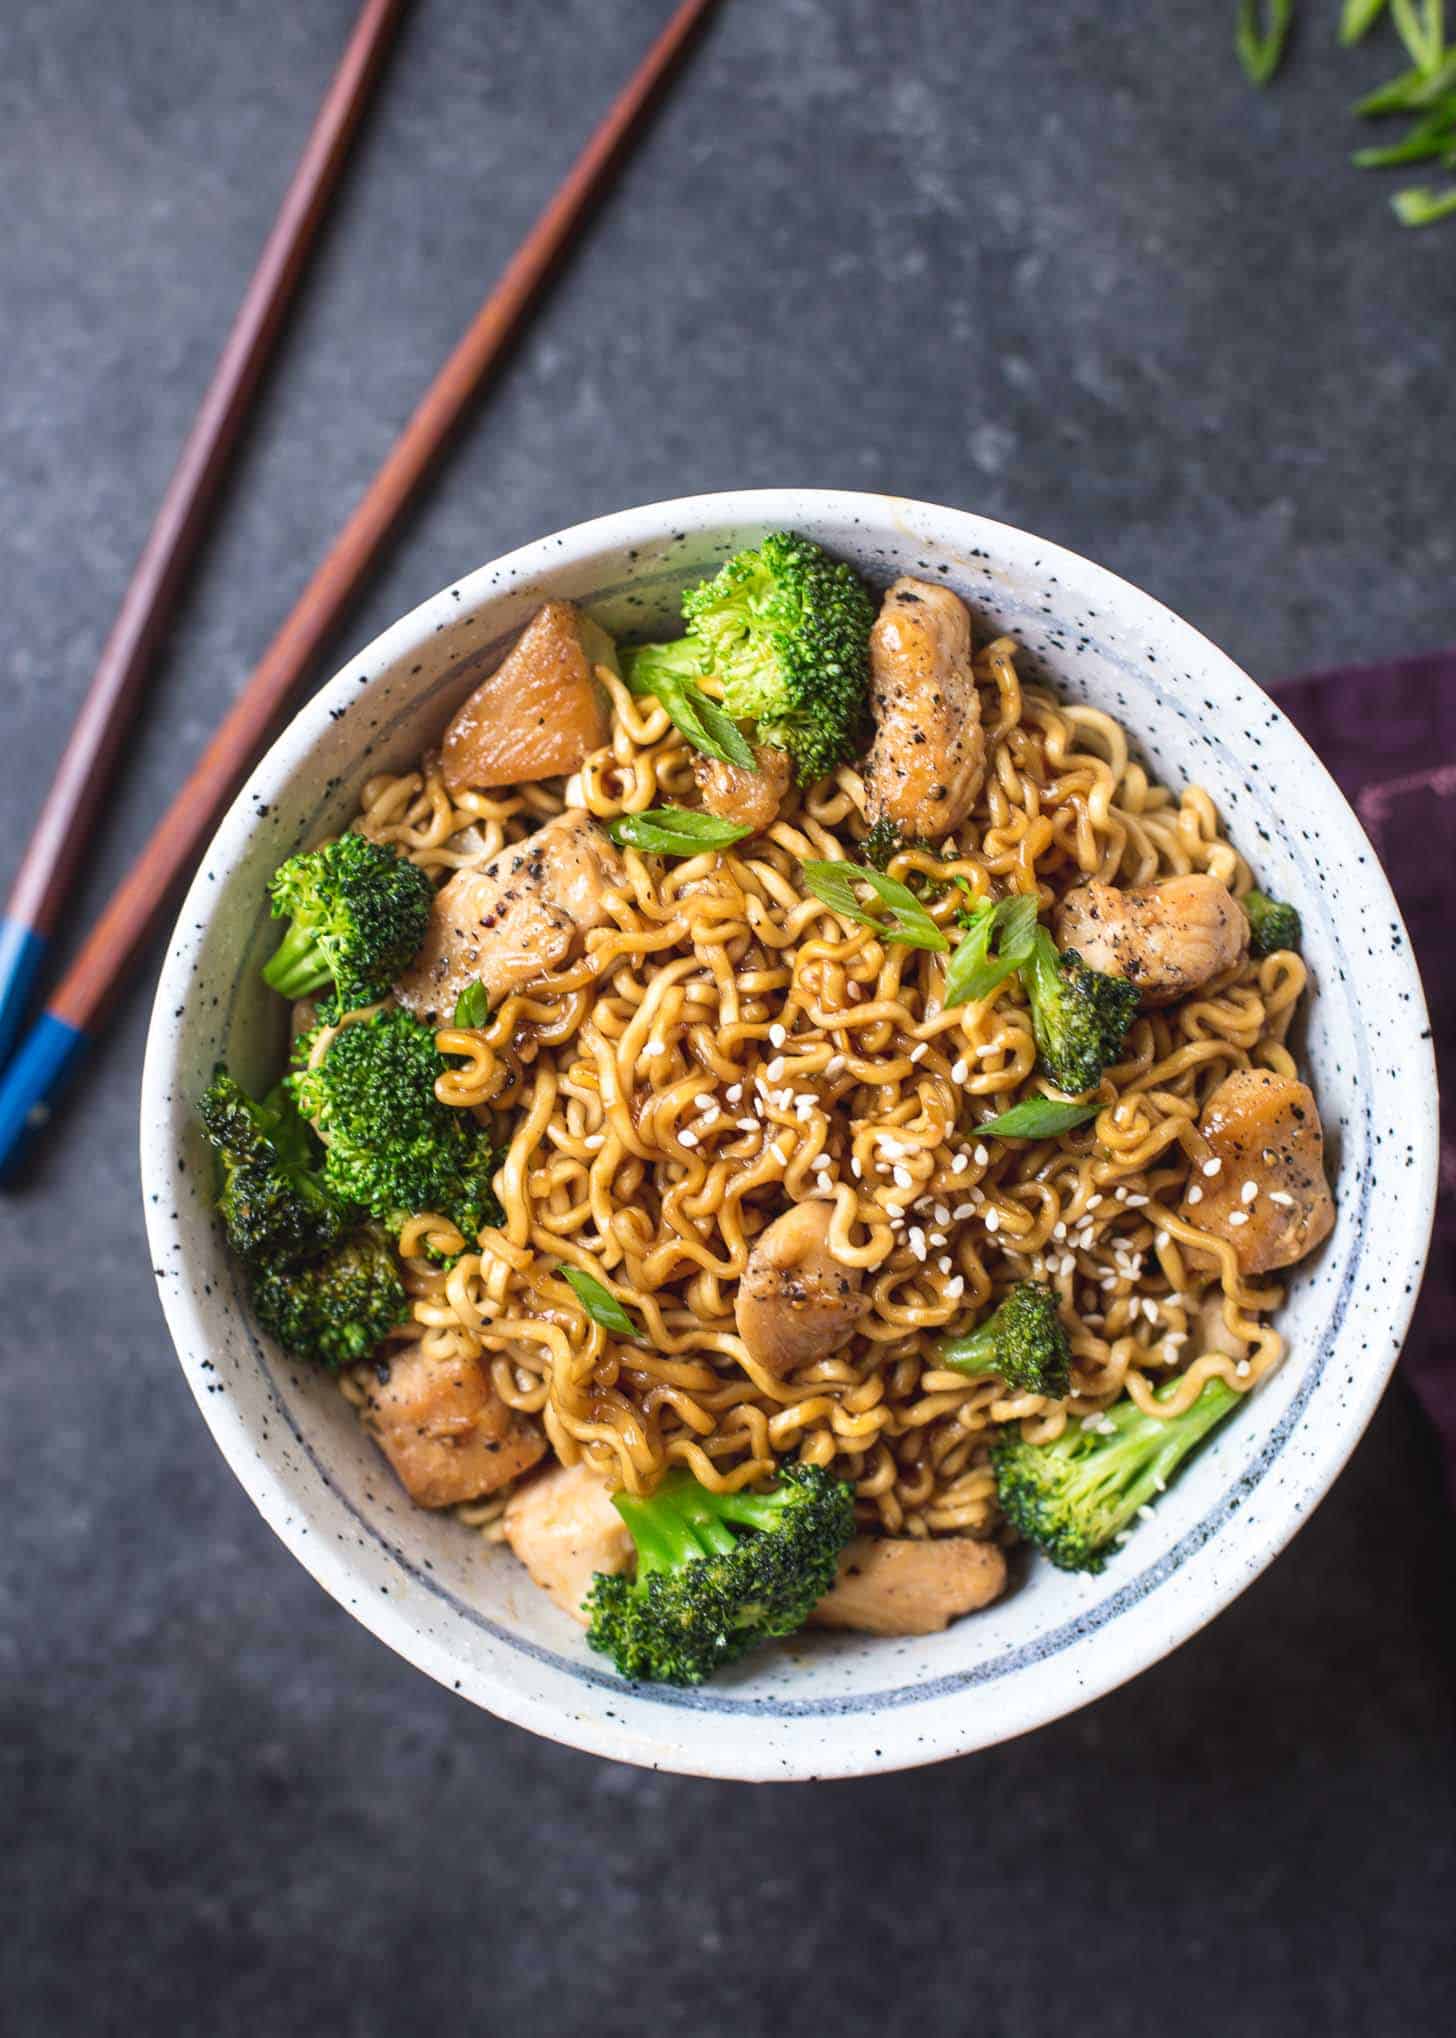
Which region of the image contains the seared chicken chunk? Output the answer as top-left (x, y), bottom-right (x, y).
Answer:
top-left (502, 1460), bottom-right (634, 1624)
top-left (735, 1200), bottom-right (868, 1375)
top-left (692, 742), bottom-right (789, 835)
top-left (1054, 874), bottom-right (1249, 1008)
top-left (1182, 1068), bottom-right (1334, 1274)
top-left (441, 601), bottom-right (613, 793)
top-left (364, 1343), bottom-right (546, 1508)
top-left (863, 577), bottom-right (984, 841)
top-left (809, 1536), bottom-right (1007, 1635)
top-left (393, 810), bottom-right (625, 1022)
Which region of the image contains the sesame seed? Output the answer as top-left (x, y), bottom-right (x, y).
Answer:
top-left (952, 1059), bottom-right (969, 1083)
top-left (647, 1037), bottom-right (667, 1057)
top-left (893, 1165), bottom-right (913, 1189)
top-left (1142, 1297), bottom-right (1159, 1324)
top-left (773, 1139), bottom-right (792, 1163)
top-left (945, 1276), bottom-right (965, 1299)
top-left (826, 1055), bottom-right (844, 1076)
top-left (679, 1129), bottom-right (698, 1147)
top-left (1124, 1193), bottom-right (1148, 1208)
top-left (1202, 1157), bottom-right (1222, 1177)
top-left (737, 1118), bottom-right (758, 1133)
top-left (1268, 1189), bottom-right (1295, 1206)
top-left (1227, 1211), bottom-right (1248, 1227)
top-left (950, 1153), bottom-right (969, 1175)
top-left (984, 1209), bottom-right (1000, 1233)
top-left (1059, 1253), bottom-right (1076, 1276)
top-left (583, 1134), bottom-right (605, 1152)
top-left (973, 1143), bottom-right (989, 1167)
top-left (795, 1092), bottom-right (817, 1111)
top-left (1153, 1473), bottom-right (1168, 1493)
top-left (765, 1056), bottom-right (785, 1083)
top-left (933, 1203), bottom-right (950, 1225)
top-left (937, 1254), bottom-right (953, 1274)
top-left (1155, 1230), bottom-right (1169, 1249)
top-left (1052, 1221), bottom-right (1067, 1241)
top-left (695, 1094), bottom-right (715, 1112)
top-left (1086, 1194), bottom-right (1103, 1210)
top-left (1186, 1184), bottom-right (1203, 1205)
top-left (953, 1202), bottom-right (975, 1220)
top-left (725, 1084), bottom-right (743, 1103)
top-left (909, 1043), bottom-right (927, 1063)
top-left (929, 1231), bottom-right (947, 1248)
top-left (1136, 1504), bottom-right (1155, 1521)
top-left (769, 1023), bottom-right (787, 1048)
top-left (1236, 1359), bottom-right (1251, 1377)
top-left (1240, 1180), bottom-right (1258, 1204)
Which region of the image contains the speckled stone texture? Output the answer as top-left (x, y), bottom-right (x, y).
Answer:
top-left (2, 3), bottom-right (1453, 2032)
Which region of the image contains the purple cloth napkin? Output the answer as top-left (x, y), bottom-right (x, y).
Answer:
top-left (1270, 651), bottom-right (1453, 1497)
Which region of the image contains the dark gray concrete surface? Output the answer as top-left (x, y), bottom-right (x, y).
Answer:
top-left (3, 3), bottom-right (1453, 2032)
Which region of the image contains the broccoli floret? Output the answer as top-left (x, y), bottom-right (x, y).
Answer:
top-left (992, 1376), bottom-right (1240, 1572)
top-left (583, 1463), bottom-right (856, 1685)
top-left (291, 1007), bottom-right (502, 1244)
top-left (860, 815), bottom-right (939, 874)
top-left (251, 1228), bottom-right (408, 1372)
top-left (861, 817), bottom-right (905, 870)
top-left (628, 533), bottom-right (875, 786)
top-left (940, 1281), bottom-right (1071, 1398)
top-left (1244, 888), bottom-right (1301, 958)
top-left (262, 833), bottom-right (434, 1008)
top-left (198, 1068), bottom-right (350, 1266)
top-left (1022, 925), bottom-right (1139, 1095)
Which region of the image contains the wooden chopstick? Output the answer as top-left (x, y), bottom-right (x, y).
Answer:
top-left (0, 0), bottom-right (720, 1179)
top-left (0, 0), bottom-right (407, 1075)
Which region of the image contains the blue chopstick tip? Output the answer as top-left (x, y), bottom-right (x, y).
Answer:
top-left (0, 917), bottom-right (49, 1074)
top-left (0, 1009), bottom-right (88, 1183)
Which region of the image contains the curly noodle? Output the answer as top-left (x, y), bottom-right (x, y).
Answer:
top-left (335, 643), bottom-right (1301, 1542)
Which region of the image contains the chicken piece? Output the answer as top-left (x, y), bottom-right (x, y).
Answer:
top-left (809, 1536), bottom-right (1007, 1635)
top-left (735, 1200), bottom-right (869, 1376)
top-left (441, 601), bottom-right (614, 793)
top-left (863, 577), bottom-right (984, 842)
top-left (393, 810), bottom-right (626, 1023)
top-left (363, 1343), bottom-right (546, 1508)
top-left (692, 741), bottom-right (789, 835)
top-left (1181, 1068), bottom-right (1335, 1274)
top-left (502, 1460), bottom-right (634, 1625)
top-left (1054, 874), bottom-right (1249, 1008)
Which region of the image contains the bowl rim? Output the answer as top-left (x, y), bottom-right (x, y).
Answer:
top-left (141, 488), bottom-right (1438, 1778)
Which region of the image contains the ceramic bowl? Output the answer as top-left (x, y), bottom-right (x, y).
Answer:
top-left (140, 491), bottom-right (1437, 1779)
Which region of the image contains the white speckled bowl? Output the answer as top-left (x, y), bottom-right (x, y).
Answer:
top-left (140, 492), bottom-right (1437, 1779)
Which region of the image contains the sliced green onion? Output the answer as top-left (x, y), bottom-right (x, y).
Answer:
top-left (668, 681), bottom-right (758, 771)
top-left (1341, 0), bottom-right (1389, 43)
top-left (607, 808), bottom-right (752, 856)
top-left (1352, 98), bottom-right (1456, 162)
top-left (625, 655), bottom-right (757, 772)
top-left (1392, 178), bottom-right (1456, 217)
top-left (1236, 0), bottom-right (1295, 86)
top-left (941, 895), bottom-right (1039, 1009)
top-left (451, 981), bottom-right (489, 1030)
top-left (978, 1096), bottom-right (1101, 1140)
top-left (1391, 0), bottom-right (1444, 71)
top-left (562, 1266), bottom-right (639, 1336)
top-left (1357, 48), bottom-right (1456, 113)
top-left (800, 859), bottom-right (949, 952)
